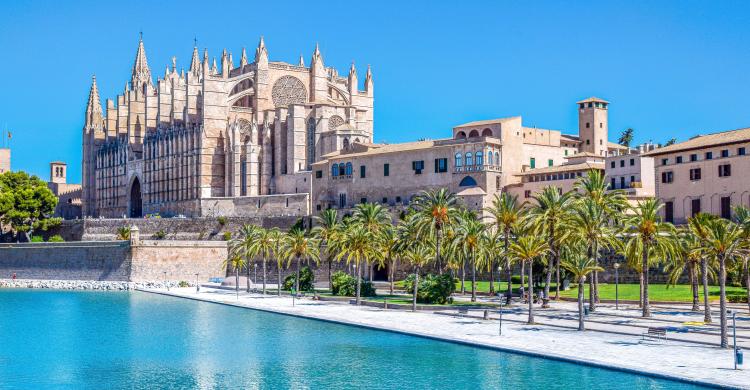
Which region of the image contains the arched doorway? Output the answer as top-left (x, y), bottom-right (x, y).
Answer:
top-left (129, 177), bottom-right (143, 218)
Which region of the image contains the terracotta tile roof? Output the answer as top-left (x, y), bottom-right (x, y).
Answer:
top-left (608, 142), bottom-right (629, 150)
top-left (454, 116), bottom-right (520, 128)
top-left (315, 140), bottom-right (439, 162)
top-left (576, 97), bottom-right (609, 104)
top-left (516, 161), bottom-right (604, 176)
top-left (643, 127), bottom-right (750, 156)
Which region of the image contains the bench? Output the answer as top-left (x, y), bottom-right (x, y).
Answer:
top-left (642, 327), bottom-right (667, 342)
top-left (456, 307), bottom-right (469, 317)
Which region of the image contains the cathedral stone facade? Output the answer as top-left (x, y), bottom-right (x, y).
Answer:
top-left (82, 37), bottom-right (373, 218)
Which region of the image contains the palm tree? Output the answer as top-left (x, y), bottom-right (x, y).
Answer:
top-left (623, 198), bottom-right (678, 317)
top-left (618, 128), bottom-right (634, 148)
top-left (562, 254), bottom-right (602, 330)
top-left (222, 255), bottom-right (247, 299)
top-left (665, 228), bottom-right (702, 311)
top-left (485, 192), bottom-right (525, 304)
top-left (528, 186), bottom-right (572, 306)
top-left (381, 225), bottom-right (400, 295)
top-left (412, 189), bottom-right (459, 273)
top-left (694, 218), bottom-right (749, 348)
top-left (509, 235), bottom-right (549, 324)
top-left (229, 224), bottom-right (258, 293)
top-left (352, 203), bottom-right (391, 281)
top-left (335, 223), bottom-right (383, 304)
top-left (282, 227), bottom-right (320, 294)
top-left (312, 208), bottom-right (340, 289)
top-left (403, 242), bottom-right (434, 311)
top-left (454, 212), bottom-right (486, 302)
top-left (688, 212), bottom-right (717, 323)
top-left (268, 227), bottom-right (284, 296)
top-left (733, 206), bottom-right (750, 314)
top-left (246, 227), bottom-right (275, 295)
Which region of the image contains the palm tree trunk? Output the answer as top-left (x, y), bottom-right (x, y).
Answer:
top-left (389, 258), bottom-right (395, 295)
top-left (471, 252), bottom-right (477, 302)
top-left (489, 257), bottom-right (495, 294)
top-left (593, 240), bottom-right (599, 306)
top-left (262, 256), bottom-right (267, 295)
top-left (527, 259), bottom-right (534, 324)
top-left (328, 258), bottom-right (333, 291)
top-left (588, 245), bottom-right (596, 312)
top-left (460, 257), bottom-right (466, 294)
top-left (578, 278), bottom-right (585, 331)
top-left (369, 261), bottom-right (374, 282)
top-left (701, 257), bottom-right (712, 323)
top-left (744, 259), bottom-right (749, 315)
top-left (642, 243), bottom-right (651, 317)
top-left (235, 267), bottom-right (239, 299)
top-left (412, 266), bottom-right (420, 312)
top-left (544, 224), bottom-right (554, 307)
top-left (543, 262), bottom-right (553, 309)
top-left (505, 232), bottom-right (512, 305)
top-left (246, 259), bottom-right (252, 293)
top-left (719, 254), bottom-right (728, 348)
top-left (639, 271), bottom-right (644, 308)
top-left (436, 229), bottom-right (443, 274)
top-left (520, 260), bottom-right (526, 302)
top-left (691, 264), bottom-right (700, 311)
top-left (277, 262), bottom-right (281, 296)
top-left (356, 259), bottom-right (362, 305)
top-left (295, 255), bottom-right (301, 294)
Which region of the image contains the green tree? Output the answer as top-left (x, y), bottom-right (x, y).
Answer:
top-left (412, 189), bottom-right (459, 274)
top-left (312, 208), bottom-right (340, 289)
top-left (618, 128), bottom-right (634, 147)
top-left (0, 171), bottom-right (60, 241)
top-left (268, 227), bottom-right (284, 296)
top-left (246, 227), bottom-right (276, 295)
top-left (403, 242), bottom-right (434, 311)
top-left (485, 192), bottom-right (525, 304)
top-left (665, 228), bottom-right (703, 311)
top-left (688, 213), bottom-right (717, 323)
top-left (352, 203), bottom-right (391, 281)
top-left (663, 138), bottom-right (677, 146)
top-left (335, 223), bottom-right (383, 304)
top-left (222, 255), bottom-right (247, 299)
top-left (623, 198), bottom-right (678, 317)
top-left (732, 206), bottom-right (750, 314)
top-left (282, 227), bottom-right (320, 295)
top-left (453, 211), bottom-right (486, 302)
top-left (229, 224), bottom-right (258, 293)
top-left (509, 235), bottom-right (549, 324)
top-left (562, 254), bottom-right (603, 331)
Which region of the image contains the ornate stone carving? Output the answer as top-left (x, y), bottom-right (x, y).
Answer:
top-left (271, 76), bottom-right (306, 107)
top-left (328, 115), bottom-right (345, 131)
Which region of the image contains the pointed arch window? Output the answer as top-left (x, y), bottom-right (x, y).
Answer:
top-left (487, 150), bottom-right (493, 165)
top-left (345, 162), bottom-right (353, 176)
top-left (465, 152), bottom-right (473, 166)
top-left (495, 152), bottom-right (500, 166)
top-left (307, 118), bottom-right (316, 170)
top-left (455, 152), bottom-right (462, 167)
top-left (475, 151), bottom-right (483, 166)
top-left (332, 163), bottom-right (339, 177)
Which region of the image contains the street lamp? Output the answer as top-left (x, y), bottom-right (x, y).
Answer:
top-left (253, 263), bottom-right (257, 293)
top-left (195, 273), bottom-right (200, 293)
top-left (613, 263), bottom-right (620, 310)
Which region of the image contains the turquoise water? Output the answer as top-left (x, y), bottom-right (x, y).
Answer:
top-left (0, 290), bottom-right (708, 389)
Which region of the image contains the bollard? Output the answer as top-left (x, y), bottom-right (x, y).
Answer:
top-left (737, 349), bottom-right (744, 366)
top-left (384, 298), bottom-right (388, 310)
top-left (483, 309), bottom-right (489, 320)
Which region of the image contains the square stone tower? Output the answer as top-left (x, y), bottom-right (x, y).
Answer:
top-left (50, 161), bottom-right (67, 184)
top-left (578, 97), bottom-right (609, 156)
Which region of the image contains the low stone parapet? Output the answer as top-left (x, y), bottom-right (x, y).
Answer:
top-left (0, 278), bottom-right (192, 290)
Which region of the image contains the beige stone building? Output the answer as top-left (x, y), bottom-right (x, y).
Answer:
top-left (0, 148), bottom-right (9, 174)
top-left (645, 128), bottom-right (750, 223)
top-left (47, 162), bottom-right (82, 219)
top-left (82, 36), bottom-right (373, 218)
top-left (312, 97), bottom-right (629, 212)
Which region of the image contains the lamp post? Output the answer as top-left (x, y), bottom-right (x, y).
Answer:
top-left (613, 263), bottom-right (620, 310)
top-left (195, 273), bottom-right (200, 293)
top-left (163, 271), bottom-right (168, 291)
top-left (254, 263), bottom-right (257, 293)
top-left (730, 310), bottom-right (738, 370)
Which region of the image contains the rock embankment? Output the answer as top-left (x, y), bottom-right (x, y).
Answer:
top-left (0, 279), bottom-right (190, 290)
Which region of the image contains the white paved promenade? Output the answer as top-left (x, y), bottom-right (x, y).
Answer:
top-left (143, 287), bottom-right (749, 389)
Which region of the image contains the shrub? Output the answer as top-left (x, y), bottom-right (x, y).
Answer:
top-left (330, 271), bottom-right (376, 297)
top-left (178, 281), bottom-right (189, 288)
top-left (116, 226), bottom-right (131, 240)
top-left (511, 275), bottom-right (529, 284)
top-left (217, 216), bottom-right (227, 226)
top-left (222, 231), bottom-right (232, 241)
top-left (48, 235), bottom-right (64, 242)
top-left (30, 236), bottom-right (44, 243)
top-left (153, 230), bottom-right (167, 240)
top-left (283, 266), bottom-right (315, 291)
top-left (403, 273), bottom-right (455, 304)
top-left (728, 295), bottom-right (748, 303)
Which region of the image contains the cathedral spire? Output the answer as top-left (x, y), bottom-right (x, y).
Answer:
top-left (240, 47), bottom-right (248, 68)
top-left (211, 57), bottom-right (218, 75)
top-left (311, 42), bottom-right (323, 66)
top-left (365, 64), bottom-right (373, 96)
top-left (255, 36), bottom-right (268, 63)
top-left (298, 54), bottom-right (305, 67)
top-left (348, 62), bottom-right (358, 94)
top-left (131, 35), bottom-right (152, 90)
top-left (189, 45), bottom-right (200, 75)
top-left (85, 75), bottom-right (103, 129)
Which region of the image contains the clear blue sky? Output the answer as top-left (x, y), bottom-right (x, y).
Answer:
top-left (1, 0), bottom-right (749, 183)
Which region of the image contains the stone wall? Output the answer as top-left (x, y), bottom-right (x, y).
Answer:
top-left (0, 241), bottom-right (131, 281)
top-left (130, 240), bottom-right (228, 282)
top-left (200, 193), bottom-right (309, 218)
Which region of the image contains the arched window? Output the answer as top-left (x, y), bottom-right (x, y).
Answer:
top-left (343, 138), bottom-right (350, 150)
top-left (469, 130), bottom-right (479, 138)
top-left (339, 164), bottom-right (346, 176)
top-left (332, 163), bottom-right (339, 177)
top-left (455, 152), bottom-right (462, 167)
top-left (459, 176), bottom-right (477, 187)
top-left (482, 128), bottom-right (493, 137)
top-left (495, 152), bottom-right (500, 166)
top-left (345, 162), bottom-right (353, 176)
top-left (456, 131), bottom-right (467, 139)
top-left (465, 152), bottom-right (473, 166)
top-left (487, 150), bottom-right (493, 165)
top-left (475, 151), bottom-right (483, 165)
top-left (307, 118), bottom-right (316, 169)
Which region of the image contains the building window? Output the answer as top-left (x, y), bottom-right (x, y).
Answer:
top-left (487, 151), bottom-right (493, 165)
top-left (630, 175), bottom-right (635, 184)
top-left (306, 118), bottom-right (316, 170)
top-left (690, 154), bottom-right (698, 162)
top-left (721, 196), bottom-right (731, 219)
top-left (396, 196), bottom-right (402, 203)
top-left (495, 152), bottom-right (500, 166)
top-left (339, 164), bottom-right (346, 176)
top-left (620, 160), bottom-right (625, 167)
top-left (382, 197), bottom-right (388, 204)
top-left (412, 160), bottom-right (424, 174)
top-left (435, 158), bottom-right (448, 173)
top-left (586, 139), bottom-right (590, 145)
top-left (689, 168), bottom-right (701, 181)
top-left (360, 165), bottom-right (366, 178)
top-left (721, 149), bottom-right (729, 158)
top-left (665, 201), bottom-right (674, 223)
top-left (530, 157), bottom-right (536, 169)
top-left (586, 123), bottom-right (590, 128)
top-left (315, 170), bottom-right (322, 179)
top-left (361, 198), bottom-right (367, 204)
top-left (459, 176), bottom-right (477, 187)
top-left (630, 158), bottom-right (635, 166)
top-left (661, 171), bottom-right (674, 183)
top-left (384, 163), bottom-right (390, 176)
top-left (332, 164), bottom-right (339, 177)
top-left (455, 153), bottom-right (462, 167)
top-left (610, 177), bottom-right (616, 189)
top-left (691, 198), bottom-right (701, 217)
top-left (661, 158), bottom-right (669, 165)
top-left (339, 193), bottom-right (347, 208)
top-left (524, 190), bottom-right (531, 198)
top-left (719, 164), bottom-right (731, 177)
top-left (676, 156), bottom-right (683, 164)
top-left (706, 152), bottom-right (713, 160)
top-left (465, 153), bottom-right (473, 166)
top-left (475, 152), bottom-right (483, 166)
top-left (548, 159), bottom-right (553, 167)
top-left (565, 150), bottom-right (568, 156)
top-left (496, 176), bottom-right (501, 190)
top-left (620, 177), bottom-right (625, 189)
top-left (610, 161), bottom-right (615, 169)
top-left (739, 147), bottom-right (746, 156)
top-left (345, 162), bottom-right (353, 176)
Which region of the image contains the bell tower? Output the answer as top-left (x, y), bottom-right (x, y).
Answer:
top-left (577, 97), bottom-right (609, 156)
